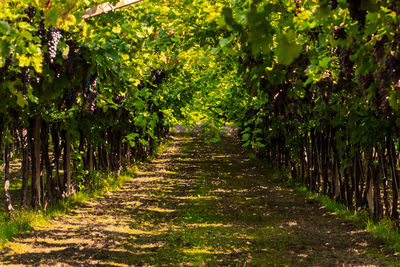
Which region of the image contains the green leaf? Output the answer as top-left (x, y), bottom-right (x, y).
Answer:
top-left (319, 57), bottom-right (331, 68)
top-left (47, 9), bottom-right (58, 26)
top-left (16, 92), bottom-right (28, 107)
top-left (241, 133), bottom-right (250, 141)
top-left (276, 31), bottom-right (301, 65)
top-left (219, 38), bottom-right (230, 47)
top-left (112, 25), bottom-right (122, 34)
top-left (139, 138), bottom-right (149, 146)
top-left (0, 21), bottom-right (10, 35)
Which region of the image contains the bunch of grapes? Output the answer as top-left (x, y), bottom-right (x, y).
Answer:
top-left (65, 87), bottom-right (77, 109)
top-left (50, 63), bottom-right (62, 78)
top-left (375, 81), bottom-right (390, 116)
top-left (20, 67), bottom-right (31, 93)
top-left (83, 89), bottom-right (98, 108)
top-left (91, 75), bottom-right (97, 88)
top-left (82, 78), bottom-right (91, 91)
top-left (373, 39), bottom-right (386, 64)
top-left (316, 75), bottom-right (334, 100)
top-left (396, 79), bottom-right (400, 90)
top-left (47, 27), bottom-right (62, 63)
top-left (346, 0), bottom-right (367, 29)
top-left (384, 52), bottom-right (400, 83)
top-left (24, 6), bottom-right (36, 22)
top-left (82, 74), bottom-right (97, 90)
top-left (336, 47), bottom-right (354, 77)
top-left (37, 19), bottom-right (47, 46)
top-left (333, 26), bottom-right (346, 40)
top-left (329, 0), bottom-right (338, 10)
top-left (151, 69), bottom-right (166, 86)
top-left (114, 95), bottom-right (126, 107)
top-left (357, 73), bottom-right (374, 90)
top-left (82, 74), bottom-right (99, 112)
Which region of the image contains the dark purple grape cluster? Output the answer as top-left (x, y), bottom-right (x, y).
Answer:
top-left (82, 74), bottom-right (99, 112)
top-left (335, 47), bottom-right (354, 77)
top-left (18, 67), bottom-right (31, 94)
top-left (333, 26), bottom-right (346, 40)
top-left (84, 89), bottom-right (98, 104)
top-left (375, 81), bottom-right (390, 116)
top-left (47, 27), bottom-right (62, 63)
top-left (346, 0), bottom-right (367, 29)
top-left (357, 73), bottom-right (374, 90)
top-left (92, 76), bottom-right (97, 88)
top-left (65, 87), bottom-right (77, 109)
top-left (384, 52), bottom-right (400, 83)
top-left (113, 95), bottom-right (126, 107)
top-left (22, 67), bottom-right (30, 84)
top-left (24, 6), bottom-right (36, 22)
top-left (82, 78), bottom-right (91, 91)
top-left (317, 76), bottom-right (334, 100)
top-left (50, 63), bottom-right (62, 78)
top-left (373, 38), bottom-right (386, 64)
top-left (83, 74), bottom-right (98, 90)
top-left (151, 69), bottom-right (166, 86)
top-left (0, 67), bottom-right (4, 81)
top-left (329, 0), bottom-right (338, 10)
top-left (37, 19), bottom-right (47, 46)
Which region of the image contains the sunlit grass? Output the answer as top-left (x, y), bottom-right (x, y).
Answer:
top-left (366, 218), bottom-right (400, 253)
top-left (0, 211), bottom-right (35, 243)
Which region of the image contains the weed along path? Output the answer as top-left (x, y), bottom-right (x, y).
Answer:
top-left (0, 132), bottom-right (398, 266)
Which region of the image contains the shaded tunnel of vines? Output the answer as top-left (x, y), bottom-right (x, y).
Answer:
top-left (1, 0), bottom-right (400, 237)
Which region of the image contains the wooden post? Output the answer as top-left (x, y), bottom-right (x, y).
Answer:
top-left (82, 0), bottom-right (144, 20)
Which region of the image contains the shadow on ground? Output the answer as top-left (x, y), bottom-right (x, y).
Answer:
top-left (0, 131), bottom-right (398, 266)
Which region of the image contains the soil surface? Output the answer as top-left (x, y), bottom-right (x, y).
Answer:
top-left (0, 132), bottom-right (398, 266)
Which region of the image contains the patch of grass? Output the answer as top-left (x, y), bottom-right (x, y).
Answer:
top-left (289, 181), bottom-right (400, 254)
top-left (366, 218), bottom-right (400, 253)
top-left (149, 138), bottom-right (173, 160)
top-left (0, 211), bottom-right (35, 242)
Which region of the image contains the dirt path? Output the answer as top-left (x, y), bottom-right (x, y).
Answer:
top-left (0, 132), bottom-right (398, 266)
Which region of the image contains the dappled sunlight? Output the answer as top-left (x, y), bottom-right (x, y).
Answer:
top-left (181, 246), bottom-right (227, 255)
top-left (127, 242), bottom-right (166, 250)
top-left (131, 176), bottom-right (164, 182)
top-left (285, 221), bottom-right (298, 227)
top-left (186, 223), bottom-right (233, 228)
top-left (211, 155), bottom-right (231, 159)
top-left (173, 195), bottom-right (219, 201)
top-left (0, 134), bottom-right (397, 266)
top-left (142, 206), bottom-right (176, 213)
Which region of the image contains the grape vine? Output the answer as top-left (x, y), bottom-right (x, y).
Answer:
top-left (1, 0), bottom-right (400, 231)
